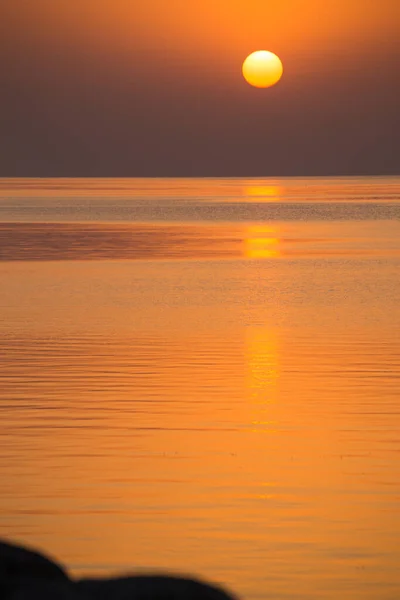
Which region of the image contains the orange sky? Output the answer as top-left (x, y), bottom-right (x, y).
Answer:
top-left (4, 0), bottom-right (399, 69)
top-left (0, 0), bottom-right (399, 176)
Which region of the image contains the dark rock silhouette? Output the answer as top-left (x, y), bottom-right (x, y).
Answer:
top-left (0, 539), bottom-right (238, 600)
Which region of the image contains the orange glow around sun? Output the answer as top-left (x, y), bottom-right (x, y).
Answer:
top-left (242, 51), bottom-right (283, 88)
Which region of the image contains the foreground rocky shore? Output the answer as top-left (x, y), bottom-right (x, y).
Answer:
top-left (0, 539), bottom-right (237, 600)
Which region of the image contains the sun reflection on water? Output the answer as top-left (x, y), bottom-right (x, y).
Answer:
top-left (245, 327), bottom-right (280, 431)
top-left (244, 184), bottom-right (283, 200)
top-left (243, 225), bottom-right (281, 259)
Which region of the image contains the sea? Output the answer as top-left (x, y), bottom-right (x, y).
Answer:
top-left (0, 177), bottom-right (399, 600)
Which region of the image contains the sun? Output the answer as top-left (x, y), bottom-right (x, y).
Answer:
top-left (242, 51), bottom-right (283, 89)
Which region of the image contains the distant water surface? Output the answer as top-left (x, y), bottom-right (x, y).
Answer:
top-left (0, 178), bottom-right (399, 600)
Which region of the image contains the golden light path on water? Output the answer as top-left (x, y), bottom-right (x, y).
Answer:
top-left (244, 226), bottom-right (281, 259)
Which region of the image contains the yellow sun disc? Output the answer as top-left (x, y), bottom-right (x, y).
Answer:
top-left (242, 51), bottom-right (283, 89)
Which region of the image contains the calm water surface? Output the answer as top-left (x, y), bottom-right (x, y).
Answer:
top-left (1, 178), bottom-right (400, 599)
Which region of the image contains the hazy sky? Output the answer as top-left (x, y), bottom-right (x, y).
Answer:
top-left (1, 0), bottom-right (399, 176)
